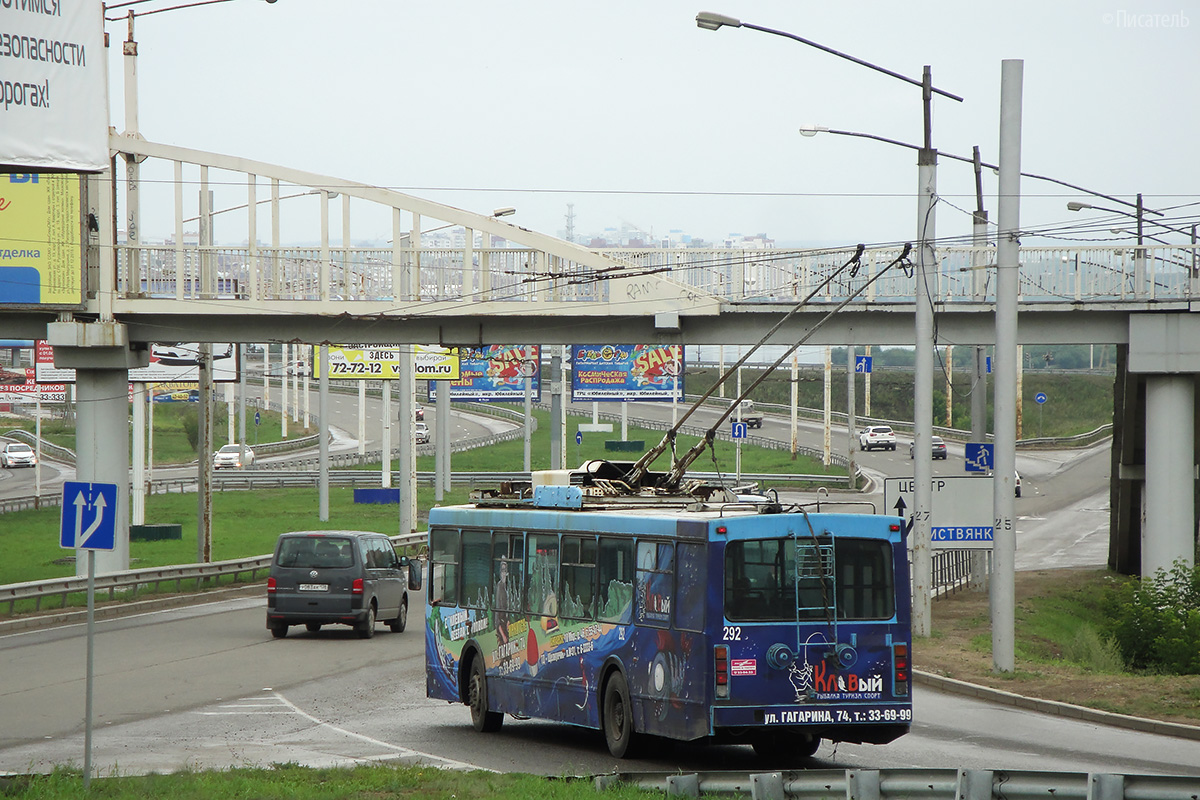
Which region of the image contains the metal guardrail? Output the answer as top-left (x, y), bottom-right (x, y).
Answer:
top-left (595, 769), bottom-right (1200, 799)
top-left (0, 532), bottom-right (426, 616)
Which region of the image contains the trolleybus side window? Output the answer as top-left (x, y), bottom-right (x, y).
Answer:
top-left (675, 542), bottom-right (706, 632)
top-left (560, 536), bottom-right (597, 620)
top-left (492, 532), bottom-right (524, 614)
top-left (526, 533), bottom-right (560, 617)
top-left (597, 537), bottom-right (634, 624)
top-left (461, 530), bottom-right (491, 610)
top-left (636, 540), bottom-right (674, 628)
top-left (429, 528), bottom-right (460, 607)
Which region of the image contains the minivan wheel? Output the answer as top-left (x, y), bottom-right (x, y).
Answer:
top-left (389, 597), bottom-right (408, 633)
top-left (357, 604), bottom-right (376, 639)
top-left (269, 623), bottom-right (287, 639)
top-left (305, 623), bottom-right (321, 632)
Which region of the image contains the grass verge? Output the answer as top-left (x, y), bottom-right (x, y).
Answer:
top-left (0, 764), bottom-right (659, 800)
top-left (915, 567), bottom-right (1200, 726)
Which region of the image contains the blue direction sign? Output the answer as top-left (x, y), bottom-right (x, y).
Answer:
top-left (855, 355), bottom-right (872, 373)
top-left (964, 443), bottom-right (994, 473)
top-left (254, 411), bottom-right (261, 426)
top-left (1035, 392), bottom-right (1047, 404)
top-left (986, 356), bottom-right (992, 374)
top-left (576, 430), bottom-right (583, 445)
top-left (731, 421), bottom-right (748, 440)
top-left (60, 481), bottom-right (118, 551)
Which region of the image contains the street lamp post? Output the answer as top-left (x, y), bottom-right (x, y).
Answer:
top-left (697, 11), bottom-right (962, 637)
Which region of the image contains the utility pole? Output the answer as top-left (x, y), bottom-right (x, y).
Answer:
top-left (992, 59), bottom-right (1024, 673)
top-left (197, 343), bottom-right (213, 563)
top-left (846, 346), bottom-right (857, 490)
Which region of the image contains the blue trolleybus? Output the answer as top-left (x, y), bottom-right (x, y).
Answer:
top-left (425, 461), bottom-right (912, 761)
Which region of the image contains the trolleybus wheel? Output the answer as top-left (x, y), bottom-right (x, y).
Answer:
top-left (603, 671), bottom-right (644, 758)
top-left (468, 656), bottom-right (503, 733)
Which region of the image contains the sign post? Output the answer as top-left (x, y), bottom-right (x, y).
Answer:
top-left (60, 481), bottom-right (118, 789)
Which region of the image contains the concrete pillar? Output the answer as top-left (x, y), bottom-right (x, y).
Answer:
top-left (75, 369), bottom-right (133, 575)
top-left (1142, 375), bottom-right (1195, 577)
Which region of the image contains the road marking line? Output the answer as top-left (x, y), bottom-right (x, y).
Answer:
top-left (270, 690), bottom-right (493, 772)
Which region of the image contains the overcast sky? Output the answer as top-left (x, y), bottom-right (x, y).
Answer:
top-left (109, 0), bottom-right (1200, 249)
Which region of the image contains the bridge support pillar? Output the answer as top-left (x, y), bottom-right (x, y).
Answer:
top-left (46, 321), bottom-right (150, 575)
top-left (1126, 314), bottom-right (1200, 578)
top-left (1143, 374), bottom-right (1195, 576)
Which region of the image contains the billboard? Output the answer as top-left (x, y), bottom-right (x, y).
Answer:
top-left (35, 341), bottom-right (239, 383)
top-left (0, 173), bottom-right (84, 306)
top-left (434, 345), bottom-right (540, 402)
top-left (312, 345), bottom-right (460, 381)
top-left (0, 2), bottom-right (108, 171)
top-left (571, 344), bottom-right (684, 402)
top-left (0, 365), bottom-right (65, 402)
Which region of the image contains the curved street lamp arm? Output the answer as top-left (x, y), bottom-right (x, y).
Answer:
top-left (741, 22), bottom-right (964, 103)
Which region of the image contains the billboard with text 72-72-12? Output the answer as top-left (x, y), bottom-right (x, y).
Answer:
top-left (571, 344), bottom-right (683, 402)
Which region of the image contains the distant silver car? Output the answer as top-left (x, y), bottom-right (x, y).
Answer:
top-left (414, 422), bottom-right (430, 444)
top-left (0, 442), bottom-right (36, 468)
top-left (909, 435), bottom-right (948, 460)
top-left (213, 443), bottom-right (255, 469)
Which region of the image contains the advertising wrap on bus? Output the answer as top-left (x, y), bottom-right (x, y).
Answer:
top-left (425, 471), bottom-right (911, 762)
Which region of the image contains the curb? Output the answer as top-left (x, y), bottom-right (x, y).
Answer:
top-left (914, 668), bottom-right (1200, 741)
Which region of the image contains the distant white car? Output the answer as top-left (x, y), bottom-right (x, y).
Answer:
top-left (859, 425), bottom-right (897, 452)
top-left (414, 423), bottom-right (430, 445)
top-left (213, 443), bottom-right (255, 469)
top-left (0, 442), bottom-right (36, 468)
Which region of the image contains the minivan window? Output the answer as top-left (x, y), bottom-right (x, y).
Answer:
top-left (277, 536), bottom-right (354, 569)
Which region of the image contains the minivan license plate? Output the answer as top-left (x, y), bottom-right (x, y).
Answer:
top-left (298, 583), bottom-right (328, 592)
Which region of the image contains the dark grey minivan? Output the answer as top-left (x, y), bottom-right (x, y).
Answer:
top-left (266, 531), bottom-right (416, 639)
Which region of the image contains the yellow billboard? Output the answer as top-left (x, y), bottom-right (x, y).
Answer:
top-left (312, 345), bottom-right (460, 380)
top-left (0, 173), bottom-right (83, 306)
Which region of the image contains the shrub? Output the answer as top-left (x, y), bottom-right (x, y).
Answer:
top-left (1104, 560), bottom-right (1200, 674)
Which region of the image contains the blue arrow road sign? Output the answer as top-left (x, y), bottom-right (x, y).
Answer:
top-left (60, 481), bottom-right (118, 551)
top-left (964, 443), bottom-right (994, 473)
top-left (731, 421), bottom-right (748, 440)
top-left (1035, 392), bottom-right (1047, 404)
top-left (576, 431), bottom-right (583, 445)
top-left (254, 411), bottom-right (261, 426)
top-left (855, 356), bottom-right (872, 373)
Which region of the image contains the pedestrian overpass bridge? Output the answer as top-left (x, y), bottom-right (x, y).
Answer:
top-left (4, 135), bottom-right (1197, 581)
top-left (6, 135), bottom-right (1198, 347)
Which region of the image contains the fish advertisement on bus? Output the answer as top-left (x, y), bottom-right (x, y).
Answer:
top-left (571, 344), bottom-right (684, 402)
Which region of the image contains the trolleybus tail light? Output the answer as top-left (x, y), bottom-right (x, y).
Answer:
top-left (889, 523), bottom-right (901, 532)
top-left (716, 525), bottom-right (728, 536)
top-left (893, 643), bottom-right (909, 695)
top-left (714, 645), bottom-right (730, 698)
top-left (352, 578), bottom-right (364, 595)
top-left (266, 577), bottom-right (276, 594)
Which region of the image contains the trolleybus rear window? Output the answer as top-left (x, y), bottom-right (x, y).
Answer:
top-left (724, 538), bottom-right (894, 622)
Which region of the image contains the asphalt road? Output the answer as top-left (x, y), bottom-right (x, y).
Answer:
top-left (4, 391), bottom-right (1164, 777)
top-left (3, 593), bottom-right (1198, 777)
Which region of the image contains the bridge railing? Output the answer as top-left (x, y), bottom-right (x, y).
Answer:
top-left (116, 240), bottom-right (1199, 306)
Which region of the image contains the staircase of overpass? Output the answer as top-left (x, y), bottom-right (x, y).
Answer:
top-left (3, 136), bottom-right (1198, 581)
